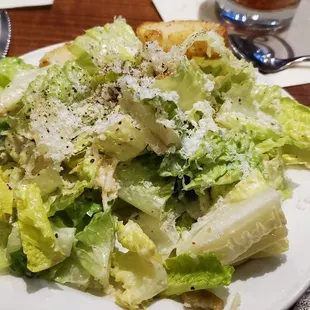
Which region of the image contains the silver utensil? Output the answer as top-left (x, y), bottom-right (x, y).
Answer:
top-left (0, 10), bottom-right (11, 58)
top-left (228, 33), bottom-right (310, 74)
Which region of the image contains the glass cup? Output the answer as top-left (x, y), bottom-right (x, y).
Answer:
top-left (216, 0), bottom-right (301, 32)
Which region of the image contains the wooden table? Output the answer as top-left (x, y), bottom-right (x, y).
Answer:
top-left (7, 0), bottom-right (310, 107)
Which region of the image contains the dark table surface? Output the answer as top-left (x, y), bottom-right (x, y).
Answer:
top-left (6, 0), bottom-right (310, 107)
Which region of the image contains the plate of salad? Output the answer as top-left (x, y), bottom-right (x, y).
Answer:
top-left (0, 18), bottom-right (310, 310)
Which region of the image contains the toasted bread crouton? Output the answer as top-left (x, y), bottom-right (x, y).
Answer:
top-left (182, 290), bottom-right (224, 310)
top-left (39, 43), bottom-right (76, 67)
top-left (136, 21), bottom-right (228, 58)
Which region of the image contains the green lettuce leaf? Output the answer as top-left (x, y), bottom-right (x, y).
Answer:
top-left (277, 97), bottom-right (310, 149)
top-left (0, 222), bottom-right (11, 269)
top-left (216, 83), bottom-right (282, 142)
top-left (0, 67), bottom-right (47, 116)
top-left (119, 83), bottom-right (181, 155)
top-left (115, 155), bottom-right (175, 219)
top-left (95, 115), bottom-right (147, 161)
top-left (111, 251), bottom-right (167, 309)
top-left (0, 57), bottom-right (34, 89)
top-left (0, 173), bottom-right (13, 221)
top-left (69, 18), bottom-right (141, 72)
top-left (9, 249), bottom-right (38, 278)
top-left (132, 211), bottom-right (180, 260)
top-left (282, 145), bottom-right (310, 168)
top-left (75, 211), bottom-right (115, 288)
top-left (47, 180), bottom-right (88, 216)
top-left (46, 254), bottom-right (91, 289)
top-left (117, 220), bottom-right (159, 260)
top-left (6, 222), bottom-right (21, 255)
top-left (15, 184), bottom-right (64, 272)
top-left (177, 172), bottom-right (287, 264)
top-left (153, 59), bottom-right (211, 112)
top-left (193, 52), bottom-right (255, 102)
top-left (63, 195), bottom-right (102, 230)
top-left (163, 252), bottom-right (234, 296)
top-left (184, 131), bottom-right (262, 191)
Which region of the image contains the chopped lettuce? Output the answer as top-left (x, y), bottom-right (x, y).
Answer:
top-left (0, 57), bottom-right (34, 89)
top-left (282, 145), bottom-right (310, 168)
top-left (95, 115), bottom-right (147, 161)
top-left (177, 172), bottom-right (287, 265)
top-left (15, 184), bottom-right (65, 272)
top-left (117, 220), bottom-right (159, 260)
top-left (115, 155), bottom-right (175, 219)
top-left (133, 211), bottom-right (180, 260)
top-left (277, 97), bottom-right (310, 149)
top-left (112, 219), bottom-right (168, 308)
top-left (120, 85), bottom-right (180, 155)
top-left (0, 222), bottom-right (11, 269)
top-left (46, 254), bottom-right (91, 289)
top-left (0, 67), bottom-right (47, 115)
top-left (64, 196), bottom-right (102, 229)
top-left (111, 251), bottom-right (167, 309)
top-left (0, 174), bottom-right (13, 221)
top-left (47, 180), bottom-right (88, 216)
top-left (69, 18), bottom-right (142, 72)
top-left (75, 211), bottom-right (115, 288)
top-left (6, 222), bottom-right (22, 255)
top-left (163, 252), bottom-right (234, 296)
top-left (153, 59), bottom-right (211, 112)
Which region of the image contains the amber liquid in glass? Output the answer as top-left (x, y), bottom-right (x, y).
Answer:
top-left (216, 0), bottom-right (301, 31)
top-left (234, 0), bottom-right (300, 11)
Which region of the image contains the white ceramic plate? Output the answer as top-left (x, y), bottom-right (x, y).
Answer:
top-left (1, 45), bottom-right (310, 310)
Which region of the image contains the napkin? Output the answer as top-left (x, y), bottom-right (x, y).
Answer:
top-left (0, 0), bottom-right (53, 9)
top-left (152, 0), bottom-right (310, 88)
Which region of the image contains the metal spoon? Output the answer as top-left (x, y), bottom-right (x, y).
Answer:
top-left (228, 33), bottom-right (310, 74)
top-left (0, 10), bottom-right (11, 58)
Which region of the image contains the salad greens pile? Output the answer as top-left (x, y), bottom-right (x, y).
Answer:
top-left (0, 17), bottom-right (309, 309)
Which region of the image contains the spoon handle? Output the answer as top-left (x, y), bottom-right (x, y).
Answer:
top-left (282, 56), bottom-right (310, 69)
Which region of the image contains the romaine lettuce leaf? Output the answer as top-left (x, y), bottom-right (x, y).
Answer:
top-left (9, 249), bottom-right (38, 277)
top-left (15, 184), bottom-right (64, 272)
top-left (231, 226), bottom-right (288, 265)
top-left (120, 84), bottom-right (180, 155)
top-left (69, 18), bottom-right (141, 72)
top-left (163, 252), bottom-right (234, 296)
top-left (216, 83), bottom-right (282, 142)
top-left (0, 67), bottom-right (47, 116)
top-left (24, 167), bottom-right (63, 198)
top-left (282, 145), bottom-right (310, 168)
top-left (277, 97), bottom-right (310, 149)
top-left (63, 196), bottom-right (102, 230)
top-left (132, 211), bottom-right (180, 260)
top-left (177, 172), bottom-right (287, 264)
top-left (112, 216), bottom-right (168, 308)
top-left (117, 220), bottom-right (159, 260)
top-left (184, 131), bottom-right (262, 191)
top-left (46, 254), bottom-right (91, 289)
top-left (75, 211), bottom-right (115, 288)
top-left (0, 222), bottom-right (11, 269)
top-left (0, 57), bottom-right (34, 89)
top-left (6, 222), bottom-right (21, 255)
top-left (95, 115), bottom-right (147, 161)
top-left (115, 155), bottom-right (175, 219)
top-left (251, 237), bottom-right (289, 259)
top-left (111, 251), bottom-right (167, 309)
top-left (0, 174), bottom-right (13, 221)
top-left (153, 59), bottom-right (212, 112)
top-left (53, 227), bottom-right (76, 257)
top-left (47, 180), bottom-right (88, 216)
